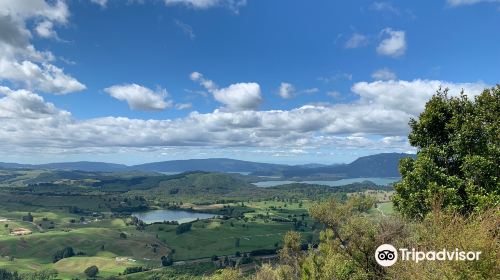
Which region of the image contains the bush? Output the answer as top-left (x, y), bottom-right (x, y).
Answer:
top-left (161, 255), bottom-right (173, 266)
top-left (176, 223), bottom-right (192, 235)
top-left (53, 247), bottom-right (75, 263)
top-left (123, 266), bottom-right (148, 274)
top-left (84, 265), bottom-right (99, 278)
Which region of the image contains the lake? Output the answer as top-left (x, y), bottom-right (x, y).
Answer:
top-left (253, 177), bottom-right (401, 188)
top-left (132, 209), bottom-right (215, 224)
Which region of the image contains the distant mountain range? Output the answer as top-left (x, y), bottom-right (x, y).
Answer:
top-left (0, 153), bottom-right (415, 178)
top-left (282, 153), bottom-right (416, 178)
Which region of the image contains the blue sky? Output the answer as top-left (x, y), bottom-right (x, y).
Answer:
top-left (0, 0), bottom-right (498, 165)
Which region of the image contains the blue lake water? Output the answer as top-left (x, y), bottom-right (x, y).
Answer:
top-left (253, 177), bottom-right (401, 188)
top-left (132, 209), bottom-right (214, 224)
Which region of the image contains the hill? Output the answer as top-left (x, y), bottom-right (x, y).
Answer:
top-left (0, 153), bottom-right (415, 178)
top-left (131, 158), bottom-right (287, 173)
top-left (281, 153), bottom-right (415, 179)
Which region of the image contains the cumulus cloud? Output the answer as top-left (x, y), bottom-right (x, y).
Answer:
top-left (279, 82), bottom-right (295, 99)
top-left (351, 79), bottom-right (488, 116)
top-left (190, 72), bottom-right (262, 111)
top-left (345, 33), bottom-right (369, 49)
top-left (104, 84), bottom-right (172, 111)
top-left (376, 28), bottom-right (406, 57)
top-left (0, 86), bottom-right (70, 119)
top-left (371, 68), bottom-right (397, 80)
top-left (0, 80), bottom-right (488, 155)
top-left (0, 0), bottom-right (85, 94)
top-left (35, 20), bottom-right (57, 39)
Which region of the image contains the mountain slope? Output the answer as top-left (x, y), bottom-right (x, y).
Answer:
top-left (131, 158), bottom-right (288, 173)
top-left (281, 153), bottom-right (415, 178)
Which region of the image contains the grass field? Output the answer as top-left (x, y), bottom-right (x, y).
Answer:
top-left (377, 202), bottom-right (394, 215)
top-left (54, 255), bottom-right (139, 279)
top-left (0, 189), bottom-right (386, 279)
top-left (148, 216), bottom-right (313, 260)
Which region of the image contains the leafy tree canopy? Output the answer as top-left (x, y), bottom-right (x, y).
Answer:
top-left (393, 86), bottom-right (500, 218)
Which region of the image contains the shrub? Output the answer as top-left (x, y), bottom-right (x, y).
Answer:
top-left (84, 265), bottom-right (99, 278)
top-left (176, 222), bottom-right (192, 235)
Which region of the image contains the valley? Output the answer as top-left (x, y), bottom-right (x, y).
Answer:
top-left (0, 154), bottom-right (399, 279)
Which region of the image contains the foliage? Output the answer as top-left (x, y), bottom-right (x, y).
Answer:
top-left (214, 198), bottom-right (500, 280)
top-left (203, 268), bottom-right (242, 280)
top-left (394, 86), bottom-right (500, 218)
top-left (123, 266), bottom-right (149, 275)
top-left (176, 222), bottom-right (192, 235)
top-left (0, 269), bottom-right (21, 280)
top-left (161, 255), bottom-right (173, 266)
top-left (84, 265), bottom-right (99, 278)
top-left (20, 270), bottom-right (58, 280)
top-left (387, 208), bottom-right (500, 279)
top-left (53, 246), bottom-right (75, 263)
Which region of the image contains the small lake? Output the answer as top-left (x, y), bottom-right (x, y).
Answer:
top-left (132, 209), bottom-right (214, 224)
top-left (253, 177), bottom-right (401, 188)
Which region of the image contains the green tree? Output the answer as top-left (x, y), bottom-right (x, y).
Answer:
top-left (393, 86), bottom-right (500, 218)
top-left (176, 222), bottom-right (192, 234)
top-left (161, 255), bottom-right (173, 266)
top-left (84, 265), bottom-right (99, 278)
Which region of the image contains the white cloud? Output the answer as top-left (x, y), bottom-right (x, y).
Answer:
top-left (318, 72), bottom-right (353, 83)
top-left (164, 0), bottom-right (247, 12)
top-left (175, 103), bottom-right (193, 110)
top-left (371, 2), bottom-right (399, 14)
top-left (447, 0), bottom-right (500, 6)
top-left (303, 88), bottom-right (319, 94)
top-left (351, 79), bottom-right (488, 116)
top-left (190, 72), bottom-right (262, 111)
top-left (376, 28), bottom-right (406, 57)
top-left (0, 60), bottom-right (86, 94)
top-left (279, 82), bottom-right (295, 99)
top-left (0, 0), bottom-right (85, 94)
top-left (174, 19), bottom-right (195, 40)
top-left (35, 21), bottom-right (56, 39)
top-left (371, 68), bottom-right (397, 80)
top-left (90, 0), bottom-right (108, 7)
top-left (0, 86), bottom-right (70, 119)
top-left (327, 91), bottom-right (342, 99)
top-left (0, 81), bottom-right (488, 155)
top-left (104, 84), bottom-right (172, 111)
top-left (345, 33), bottom-right (369, 49)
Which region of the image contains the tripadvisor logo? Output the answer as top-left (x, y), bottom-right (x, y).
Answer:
top-left (375, 244), bottom-right (482, 267)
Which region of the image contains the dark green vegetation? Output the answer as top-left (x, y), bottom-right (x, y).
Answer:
top-left (394, 86), bottom-right (500, 218)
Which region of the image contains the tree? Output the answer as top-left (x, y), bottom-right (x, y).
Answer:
top-left (393, 86), bottom-right (500, 218)
top-left (84, 265), bottom-right (99, 278)
top-left (53, 247), bottom-right (75, 263)
top-left (176, 222), bottom-right (192, 234)
top-left (22, 212), bottom-right (33, 222)
top-left (161, 255), bottom-right (173, 266)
